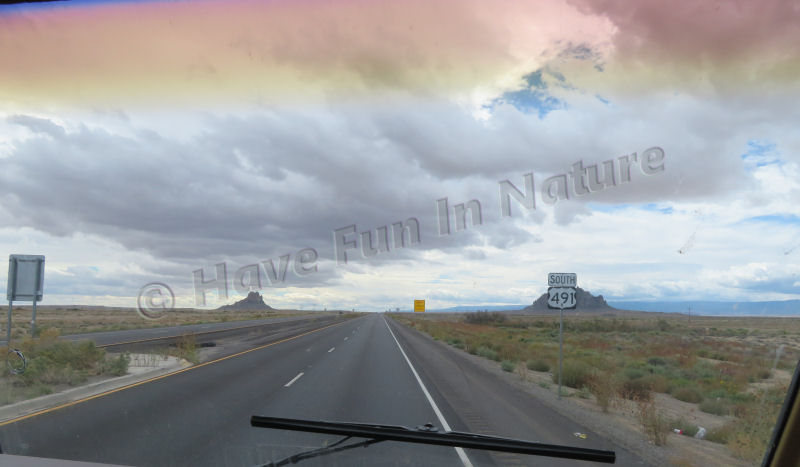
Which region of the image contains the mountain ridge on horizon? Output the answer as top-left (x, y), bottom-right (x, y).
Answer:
top-left (416, 296), bottom-right (800, 317)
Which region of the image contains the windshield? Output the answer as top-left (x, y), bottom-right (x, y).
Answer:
top-left (0, 1), bottom-right (798, 466)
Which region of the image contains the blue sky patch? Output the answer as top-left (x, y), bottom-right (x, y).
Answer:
top-left (487, 69), bottom-right (567, 118)
top-left (587, 202), bottom-right (674, 215)
top-left (741, 139), bottom-right (782, 168)
top-left (585, 202), bottom-right (631, 213)
top-left (745, 214), bottom-right (800, 225)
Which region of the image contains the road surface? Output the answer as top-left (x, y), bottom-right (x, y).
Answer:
top-left (0, 314), bottom-right (648, 466)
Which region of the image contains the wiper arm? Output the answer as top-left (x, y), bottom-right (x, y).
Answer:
top-left (250, 415), bottom-right (615, 464)
top-left (259, 435), bottom-right (384, 467)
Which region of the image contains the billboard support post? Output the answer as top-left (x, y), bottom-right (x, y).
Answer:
top-left (5, 300), bottom-right (11, 346)
top-left (31, 299), bottom-right (37, 337)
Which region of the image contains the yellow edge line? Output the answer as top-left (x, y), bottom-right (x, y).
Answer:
top-left (95, 315), bottom-right (320, 348)
top-left (0, 319), bottom-right (349, 427)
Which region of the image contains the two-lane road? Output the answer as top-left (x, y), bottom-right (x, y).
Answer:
top-left (0, 314), bottom-right (646, 466)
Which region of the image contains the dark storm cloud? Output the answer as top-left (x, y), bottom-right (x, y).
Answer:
top-left (1, 97), bottom-right (761, 278)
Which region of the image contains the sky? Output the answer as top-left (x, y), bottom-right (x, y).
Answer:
top-left (0, 0), bottom-right (798, 311)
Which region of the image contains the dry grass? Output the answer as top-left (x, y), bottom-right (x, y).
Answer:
top-left (637, 397), bottom-right (670, 446)
top-left (173, 333), bottom-right (199, 364)
top-left (0, 305), bottom-right (338, 337)
top-left (392, 311), bottom-right (798, 462)
top-left (589, 372), bottom-right (618, 413)
top-left (0, 328), bottom-right (129, 406)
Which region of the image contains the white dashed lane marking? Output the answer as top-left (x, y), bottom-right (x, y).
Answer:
top-left (284, 372), bottom-right (304, 387)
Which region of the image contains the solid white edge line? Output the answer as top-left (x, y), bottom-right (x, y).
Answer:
top-left (284, 372), bottom-right (304, 387)
top-left (383, 317), bottom-right (474, 467)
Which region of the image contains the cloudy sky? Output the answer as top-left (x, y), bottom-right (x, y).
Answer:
top-left (0, 0), bottom-right (798, 311)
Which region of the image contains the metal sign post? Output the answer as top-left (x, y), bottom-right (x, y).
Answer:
top-left (547, 273), bottom-right (577, 399)
top-left (5, 299), bottom-right (10, 346)
top-left (559, 307), bottom-right (564, 398)
top-left (6, 255), bottom-right (45, 344)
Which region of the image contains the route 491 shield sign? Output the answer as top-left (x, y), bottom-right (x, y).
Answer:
top-left (547, 287), bottom-right (577, 310)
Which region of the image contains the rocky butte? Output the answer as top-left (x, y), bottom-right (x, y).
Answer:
top-left (523, 287), bottom-right (617, 313)
top-left (217, 291), bottom-right (275, 312)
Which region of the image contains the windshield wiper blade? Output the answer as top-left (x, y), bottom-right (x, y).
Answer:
top-left (250, 415), bottom-right (616, 464)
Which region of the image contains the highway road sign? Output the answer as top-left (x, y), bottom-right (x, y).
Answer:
top-left (414, 300), bottom-right (425, 312)
top-left (547, 272), bottom-right (578, 401)
top-left (7, 255), bottom-right (45, 302)
top-left (6, 254), bottom-right (45, 343)
top-left (548, 273), bottom-right (577, 287)
top-left (547, 287), bottom-right (577, 310)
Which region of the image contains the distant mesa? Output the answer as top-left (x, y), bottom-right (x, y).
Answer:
top-left (523, 287), bottom-right (616, 313)
top-left (217, 291), bottom-right (275, 311)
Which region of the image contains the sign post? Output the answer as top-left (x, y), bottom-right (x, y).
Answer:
top-left (6, 255), bottom-right (45, 344)
top-left (547, 273), bottom-right (576, 399)
top-left (414, 300), bottom-right (425, 313)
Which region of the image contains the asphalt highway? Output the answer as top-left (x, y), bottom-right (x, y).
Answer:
top-left (0, 314), bottom-right (648, 466)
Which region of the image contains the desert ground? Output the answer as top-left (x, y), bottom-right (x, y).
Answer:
top-left (391, 310), bottom-right (800, 466)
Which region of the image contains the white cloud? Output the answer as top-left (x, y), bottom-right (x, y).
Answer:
top-left (1, 76), bottom-right (799, 310)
